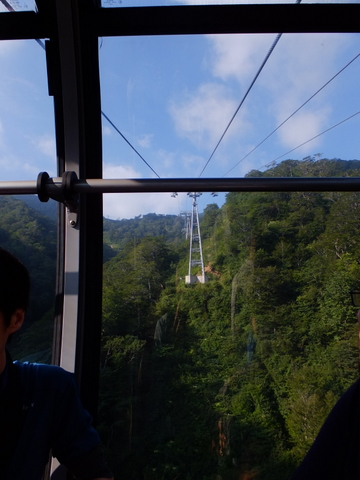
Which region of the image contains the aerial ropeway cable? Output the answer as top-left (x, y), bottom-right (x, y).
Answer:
top-left (198, 0), bottom-right (302, 178)
top-left (223, 51), bottom-right (360, 178)
top-left (101, 112), bottom-right (161, 178)
top-left (267, 109), bottom-right (360, 166)
top-left (1, 0), bottom-right (162, 181)
top-left (198, 32), bottom-right (283, 178)
top-left (6, 0), bottom-right (357, 185)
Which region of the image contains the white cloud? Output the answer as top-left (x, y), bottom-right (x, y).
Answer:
top-left (169, 83), bottom-right (243, 148)
top-left (0, 155), bottom-right (14, 171)
top-left (261, 33), bottom-right (350, 150)
top-left (127, 78), bottom-right (135, 108)
top-left (102, 162), bottom-right (191, 219)
top-left (168, 33), bottom-right (349, 169)
top-left (276, 107), bottom-right (332, 152)
top-left (102, 125), bottom-right (112, 136)
top-left (204, 32), bottom-right (353, 156)
top-left (22, 161), bottom-right (43, 175)
top-left (207, 32), bottom-right (349, 104)
top-left (103, 192), bottom-right (184, 220)
top-left (0, 153), bottom-right (40, 179)
top-left (207, 34), bottom-right (272, 85)
top-left (138, 133), bottom-right (153, 148)
top-left (181, 153), bottom-right (206, 171)
top-left (103, 163), bottom-right (141, 179)
top-left (158, 150), bottom-right (209, 177)
top-left (0, 40), bottom-right (23, 56)
top-left (32, 135), bottom-right (56, 158)
top-left (262, 34), bottom-right (350, 99)
top-left (155, 149), bottom-right (176, 171)
top-left (0, 120), bottom-right (4, 149)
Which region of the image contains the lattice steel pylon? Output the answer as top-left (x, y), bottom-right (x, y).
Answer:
top-left (185, 192), bottom-right (207, 284)
top-left (180, 211), bottom-right (191, 240)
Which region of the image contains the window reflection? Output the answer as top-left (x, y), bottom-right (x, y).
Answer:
top-left (0, 0), bottom-right (37, 12)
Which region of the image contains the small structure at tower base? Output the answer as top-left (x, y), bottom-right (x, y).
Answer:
top-left (185, 274), bottom-right (208, 285)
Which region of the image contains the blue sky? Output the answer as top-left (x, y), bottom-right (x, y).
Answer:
top-left (1, 1), bottom-right (360, 219)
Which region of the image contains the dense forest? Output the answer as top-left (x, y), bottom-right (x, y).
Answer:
top-left (4, 156), bottom-right (360, 479)
top-left (0, 196), bottom-right (57, 362)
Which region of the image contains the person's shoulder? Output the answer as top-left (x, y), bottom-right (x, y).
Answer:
top-left (14, 360), bottom-right (71, 377)
top-left (14, 360), bottom-right (75, 391)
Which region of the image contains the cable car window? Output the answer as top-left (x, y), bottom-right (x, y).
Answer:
top-left (97, 31), bottom-right (360, 479)
top-left (1, 2), bottom-right (360, 477)
top-left (99, 185), bottom-right (360, 480)
top-left (1, 197), bottom-right (57, 364)
top-left (0, 39), bottom-right (56, 183)
top-left (100, 33), bottom-right (360, 187)
top-left (0, 38), bottom-right (56, 362)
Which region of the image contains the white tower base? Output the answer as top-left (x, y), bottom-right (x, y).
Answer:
top-left (185, 274), bottom-right (208, 284)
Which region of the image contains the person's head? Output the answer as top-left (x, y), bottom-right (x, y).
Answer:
top-left (0, 248), bottom-right (30, 329)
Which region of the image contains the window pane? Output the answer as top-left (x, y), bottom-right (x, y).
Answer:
top-left (99, 31), bottom-right (360, 479)
top-left (100, 186), bottom-right (360, 479)
top-left (100, 33), bottom-right (360, 193)
top-left (0, 38), bottom-right (57, 361)
top-left (1, 194), bottom-right (57, 363)
top-left (0, 39), bottom-right (56, 181)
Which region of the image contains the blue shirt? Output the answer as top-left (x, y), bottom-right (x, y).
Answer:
top-left (3, 361), bottom-right (101, 480)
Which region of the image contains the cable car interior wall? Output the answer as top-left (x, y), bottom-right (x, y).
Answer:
top-left (0, 1), bottom-right (359, 479)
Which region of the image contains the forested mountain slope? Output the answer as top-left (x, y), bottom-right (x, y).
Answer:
top-left (0, 196), bottom-right (57, 360)
top-left (16, 196), bottom-right (185, 259)
top-left (103, 213), bottom-right (184, 257)
top-left (99, 157), bottom-right (360, 480)
top-left (2, 157), bottom-right (360, 479)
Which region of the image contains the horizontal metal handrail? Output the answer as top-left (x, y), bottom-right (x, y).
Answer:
top-left (1, 176), bottom-right (360, 197)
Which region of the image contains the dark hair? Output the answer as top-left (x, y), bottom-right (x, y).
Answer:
top-left (0, 248), bottom-right (30, 327)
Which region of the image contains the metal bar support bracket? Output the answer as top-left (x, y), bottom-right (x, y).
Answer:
top-left (37, 171), bottom-right (79, 227)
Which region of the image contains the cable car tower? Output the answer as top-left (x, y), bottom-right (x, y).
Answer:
top-left (180, 211), bottom-right (191, 239)
top-left (185, 192), bottom-right (207, 284)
